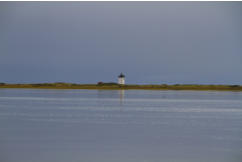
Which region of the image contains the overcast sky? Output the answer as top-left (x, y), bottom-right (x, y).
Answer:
top-left (0, 2), bottom-right (241, 84)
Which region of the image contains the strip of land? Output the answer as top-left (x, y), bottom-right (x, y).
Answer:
top-left (0, 83), bottom-right (242, 91)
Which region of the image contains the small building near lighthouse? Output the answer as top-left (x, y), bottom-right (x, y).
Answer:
top-left (118, 73), bottom-right (125, 85)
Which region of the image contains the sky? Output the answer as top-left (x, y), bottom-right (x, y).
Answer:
top-left (0, 2), bottom-right (242, 85)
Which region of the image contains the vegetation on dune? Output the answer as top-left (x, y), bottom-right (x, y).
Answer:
top-left (0, 82), bottom-right (242, 91)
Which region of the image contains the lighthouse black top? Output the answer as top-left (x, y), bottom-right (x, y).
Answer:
top-left (118, 73), bottom-right (125, 78)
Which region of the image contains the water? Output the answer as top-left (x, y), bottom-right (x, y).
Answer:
top-left (0, 89), bottom-right (242, 162)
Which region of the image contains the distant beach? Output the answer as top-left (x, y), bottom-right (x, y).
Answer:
top-left (0, 83), bottom-right (241, 91)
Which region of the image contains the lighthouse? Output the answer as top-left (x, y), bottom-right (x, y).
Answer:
top-left (118, 73), bottom-right (125, 85)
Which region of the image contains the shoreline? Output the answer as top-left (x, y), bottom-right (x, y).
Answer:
top-left (0, 83), bottom-right (242, 91)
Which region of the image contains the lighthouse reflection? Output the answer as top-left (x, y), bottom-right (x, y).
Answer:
top-left (119, 90), bottom-right (125, 105)
top-left (97, 90), bottom-right (125, 106)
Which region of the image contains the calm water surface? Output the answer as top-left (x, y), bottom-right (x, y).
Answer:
top-left (0, 89), bottom-right (242, 162)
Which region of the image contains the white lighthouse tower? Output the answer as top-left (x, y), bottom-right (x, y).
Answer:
top-left (118, 73), bottom-right (125, 85)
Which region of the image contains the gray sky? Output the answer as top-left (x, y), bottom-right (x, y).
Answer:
top-left (0, 2), bottom-right (242, 84)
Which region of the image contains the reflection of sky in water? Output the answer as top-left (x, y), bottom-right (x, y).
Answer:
top-left (0, 89), bottom-right (242, 162)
